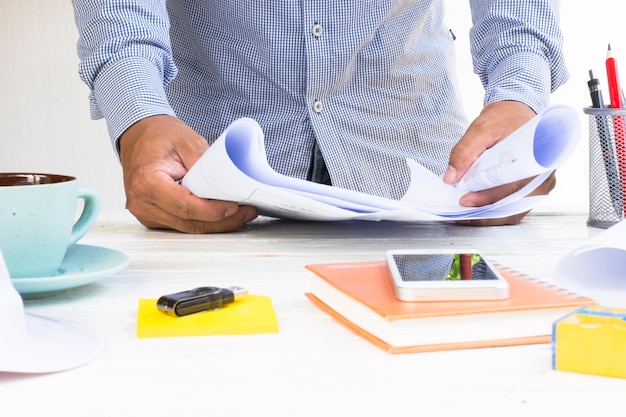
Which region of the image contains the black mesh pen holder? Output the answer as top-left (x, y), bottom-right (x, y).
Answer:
top-left (584, 106), bottom-right (626, 228)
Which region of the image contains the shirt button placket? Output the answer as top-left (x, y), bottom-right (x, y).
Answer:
top-left (311, 23), bottom-right (324, 114)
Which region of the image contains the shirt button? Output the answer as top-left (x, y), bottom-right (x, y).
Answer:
top-left (313, 100), bottom-right (323, 113)
top-left (311, 24), bottom-right (323, 37)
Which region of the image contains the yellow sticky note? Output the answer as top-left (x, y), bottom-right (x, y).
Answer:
top-left (136, 295), bottom-right (279, 338)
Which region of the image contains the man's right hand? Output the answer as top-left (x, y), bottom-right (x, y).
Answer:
top-left (118, 115), bottom-right (258, 233)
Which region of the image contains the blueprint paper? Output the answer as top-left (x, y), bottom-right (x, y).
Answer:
top-left (554, 220), bottom-right (626, 307)
top-left (182, 104), bottom-right (580, 222)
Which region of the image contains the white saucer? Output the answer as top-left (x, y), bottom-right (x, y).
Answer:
top-left (11, 244), bottom-right (129, 298)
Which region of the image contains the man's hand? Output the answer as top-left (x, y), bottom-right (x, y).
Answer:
top-left (118, 115), bottom-right (258, 233)
top-left (443, 101), bottom-right (556, 226)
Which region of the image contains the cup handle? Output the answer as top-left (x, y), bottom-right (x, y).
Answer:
top-left (68, 186), bottom-right (101, 247)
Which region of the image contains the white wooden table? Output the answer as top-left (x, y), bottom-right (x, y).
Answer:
top-left (2, 211), bottom-right (625, 416)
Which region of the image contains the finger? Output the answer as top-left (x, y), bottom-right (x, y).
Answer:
top-left (138, 204), bottom-right (258, 233)
top-left (127, 178), bottom-right (258, 233)
top-left (444, 128), bottom-right (489, 185)
top-left (459, 171), bottom-right (556, 208)
top-left (455, 172), bottom-right (557, 226)
top-left (458, 179), bottom-right (530, 208)
top-left (128, 193), bottom-right (259, 233)
top-left (455, 211), bottom-right (529, 227)
top-left (444, 108), bottom-right (501, 184)
top-left (152, 175), bottom-right (242, 222)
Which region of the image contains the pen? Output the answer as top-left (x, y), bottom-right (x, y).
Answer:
top-left (605, 44), bottom-right (626, 216)
top-left (588, 69), bottom-right (623, 215)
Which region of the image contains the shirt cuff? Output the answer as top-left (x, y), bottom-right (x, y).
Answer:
top-left (482, 52), bottom-right (554, 114)
top-left (92, 57), bottom-right (176, 154)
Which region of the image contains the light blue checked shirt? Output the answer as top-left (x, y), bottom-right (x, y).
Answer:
top-left (72, 0), bottom-right (568, 199)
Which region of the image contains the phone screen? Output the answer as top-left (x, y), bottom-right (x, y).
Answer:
top-left (391, 253), bottom-right (499, 282)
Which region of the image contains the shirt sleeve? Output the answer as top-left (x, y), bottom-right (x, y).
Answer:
top-left (469, 0), bottom-right (569, 113)
top-left (72, 0), bottom-right (178, 151)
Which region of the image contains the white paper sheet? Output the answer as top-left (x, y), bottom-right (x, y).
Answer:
top-left (182, 104), bottom-right (580, 222)
top-left (0, 250), bottom-right (103, 373)
top-left (554, 220), bottom-right (626, 307)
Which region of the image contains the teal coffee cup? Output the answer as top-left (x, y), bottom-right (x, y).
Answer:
top-left (0, 173), bottom-right (100, 278)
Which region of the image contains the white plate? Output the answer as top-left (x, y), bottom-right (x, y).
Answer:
top-left (11, 244), bottom-right (129, 298)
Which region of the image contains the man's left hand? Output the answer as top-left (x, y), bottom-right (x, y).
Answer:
top-left (443, 100), bottom-right (557, 226)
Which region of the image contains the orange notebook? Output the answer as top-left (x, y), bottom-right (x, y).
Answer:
top-left (305, 260), bottom-right (595, 354)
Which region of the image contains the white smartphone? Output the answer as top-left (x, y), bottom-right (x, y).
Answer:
top-left (385, 249), bottom-right (509, 302)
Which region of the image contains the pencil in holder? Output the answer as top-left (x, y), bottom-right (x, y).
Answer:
top-left (584, 107), bottom-right (626, 228)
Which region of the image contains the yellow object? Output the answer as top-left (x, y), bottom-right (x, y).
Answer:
top-left (136, 294), bottom-right (279, 338)
top-left (553, 305), bottom-right (626, 378)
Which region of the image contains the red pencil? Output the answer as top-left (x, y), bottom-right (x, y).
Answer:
top-left (606, 44), bottom-right (624, 108)
top-left (606, 43), bottom-right (626, 216)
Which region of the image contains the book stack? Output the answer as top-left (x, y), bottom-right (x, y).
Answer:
top-left (305, 260), bottom-right (595, 354)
